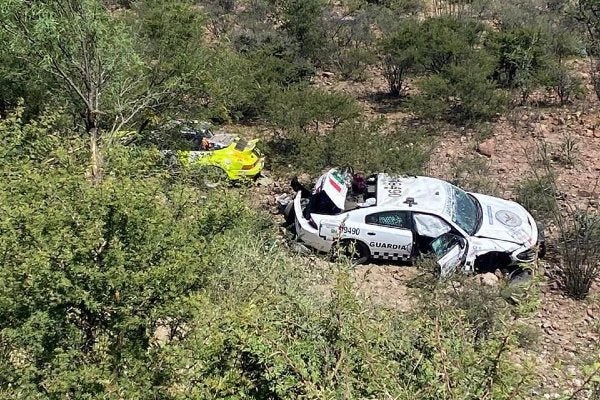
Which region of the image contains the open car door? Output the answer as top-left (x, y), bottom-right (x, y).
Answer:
top-left (430, 233), bottom-right (467, 278)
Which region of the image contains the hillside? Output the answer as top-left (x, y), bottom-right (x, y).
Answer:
top-left (0, 0), bottom-right (599, 399)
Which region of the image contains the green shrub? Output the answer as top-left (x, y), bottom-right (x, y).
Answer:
top-left (557, 132), bottom-right (580, 166)
top-left (264, 119), bottom-right (429, 175)
top-left (379, 19), bottom-right (420, 96)
top-left (485, 28), bottom-right (549, 89)
top-left (233, 27), bottom-right (315, 86)
top-left (159, 256), bottom-right (534, 399)
top-left (323, 8), bottom-right (377, 80)
top-left (277, 0), bottom-right (329, 64)
top-left (539, 63), bottom-right (586, 105)
top-left (0, 110), bottom-right (263, 398)
top-left (265, 86), bottom-right (360, 132)
top-left (413, 16), bottom-right (486, 74)
top-left (410, 57), bottom-right (509, 123)
top-left (378, 16), bottom-right (486, 98)
top-left (514, 173), bottom-right (557, 221)
top-left (556, 210), bottom-right (600, 300)
top-left (336, 47), bottom-right (377, 81)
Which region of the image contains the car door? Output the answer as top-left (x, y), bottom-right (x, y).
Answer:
top-left (364, 210), bottom-right (413, 261)
top-left (430, 233), bottom-right (468, 278)
top-left (411, 212), bottom-right (453, 256)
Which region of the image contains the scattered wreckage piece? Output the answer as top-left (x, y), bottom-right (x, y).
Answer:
top-left (161, 121), bottom-right (264, 184)
top-left (283, 168), bottom-right (545, 278)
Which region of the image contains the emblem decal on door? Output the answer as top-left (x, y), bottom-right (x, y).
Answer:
top-left (495, 210), bottom-right (522, 227)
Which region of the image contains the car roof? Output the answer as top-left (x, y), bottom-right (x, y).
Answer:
top-left (375, 174), bottom-right (454, 217)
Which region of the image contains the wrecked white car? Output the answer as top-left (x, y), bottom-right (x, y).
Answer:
top-left (287, 169), bottom-right (545, 277)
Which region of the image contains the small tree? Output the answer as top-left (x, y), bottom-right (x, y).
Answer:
top-left (485, 27), bottom-right (550, 103)
top-left (379, 20), bottom-right (420, 97)
top-left (539, 63), bottom-right (585, 105)
top-left (0, 0), bottom-right (165, 183)
top-left (277, 0), bottom-right (328, 64)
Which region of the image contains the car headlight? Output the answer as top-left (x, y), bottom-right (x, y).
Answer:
top-left (516, 248), bottom-right (537, 262)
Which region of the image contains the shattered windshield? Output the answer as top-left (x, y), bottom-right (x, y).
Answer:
top-left (450, 187), bottom-right (481, 235)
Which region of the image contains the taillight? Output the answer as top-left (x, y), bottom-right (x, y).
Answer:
top-left (242, 163), bottom-right (255, 170)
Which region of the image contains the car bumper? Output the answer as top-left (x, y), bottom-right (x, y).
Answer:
top-left (294, 192), bottom-right (333, 253)
top-left (511, 212), bottom-right (543, 264)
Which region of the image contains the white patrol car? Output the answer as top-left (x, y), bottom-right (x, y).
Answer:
top-left (292, 171), bottom-right (544, 277)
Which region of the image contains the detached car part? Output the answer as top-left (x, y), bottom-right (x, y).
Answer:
top-left (162, 122), bottom-right (264, 181)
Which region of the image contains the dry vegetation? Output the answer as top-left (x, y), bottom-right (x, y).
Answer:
top-left (0, 0), bottom-right (599, 398)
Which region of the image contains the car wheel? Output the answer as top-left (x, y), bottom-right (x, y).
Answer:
top-left (200, 165), bottom-right (227, 188)
top-left (333, 240), bottom-right (370, 265)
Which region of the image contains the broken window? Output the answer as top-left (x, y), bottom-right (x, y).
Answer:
top-left (366, 211), bottom-right (411, 229)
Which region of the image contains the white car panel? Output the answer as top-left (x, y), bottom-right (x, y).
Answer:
top-left (364, 224), bottom-right (413, 261)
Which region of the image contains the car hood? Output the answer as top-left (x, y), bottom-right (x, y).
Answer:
top-left (471, 193), bottom-right (537, 246)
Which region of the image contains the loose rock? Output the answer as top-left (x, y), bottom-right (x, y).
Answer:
top-left (479, 272), bottom-right (499, 286)
top-left (477, 138), bottom-right (495, 157)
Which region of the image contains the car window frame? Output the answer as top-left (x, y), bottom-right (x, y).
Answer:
top-left (430, 232), bottom-right (466, 259)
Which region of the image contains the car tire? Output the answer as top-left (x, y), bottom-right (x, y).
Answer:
top-left (333, 240), bottom-right (370, 265)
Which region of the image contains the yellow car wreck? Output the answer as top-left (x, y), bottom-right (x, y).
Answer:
top-left (165, 124), bottom-right (265, 182)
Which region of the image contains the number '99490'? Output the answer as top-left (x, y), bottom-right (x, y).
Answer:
top-left (340, 226), bottom-right (360, 235)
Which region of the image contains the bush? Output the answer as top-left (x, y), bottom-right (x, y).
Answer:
top-left (233, 26), bottom-right (315, 86)
top-left (379, 19), bottom-right (420, 97)
top-left (0, 110), bottom-right (263, 398)
top-left (277, 0), bottom-right (329, 64)
top-left (556, 211), bottom-right (600, 300)
top-left (336, 47), bottom-right (377, 81)
top-left (265, 86), bottom-right (360, 132)
top-left (539, 63), bottom-right (585, 105)
top-left (201, 47), bottom-right (270, 122)
top-left (158, 257), bottom-right (534, 399)
top-left (414, 16), bottom-right (486, 74)
top-left (378, 16), bottom-right (486, 98)
top-left (514, 173), bottom-right (557, 221)
top-left (264, 119), bottom-right (429, 175)
top-left (324, 8), bottom-right (377, 80)
top-left (485, 27), bottom-right (550, 90)
top-left (410, 56), bottom-right (509, 123)
top-left (557, 132), bottom-right (579, 166)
